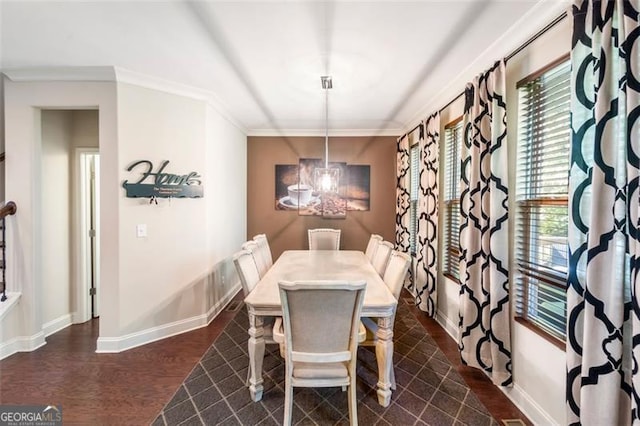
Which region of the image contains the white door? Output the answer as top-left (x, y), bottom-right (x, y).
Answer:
top-left (88, 154), bottom-right (100, 318)
top-left (76, 149), bottom-right (100, 322)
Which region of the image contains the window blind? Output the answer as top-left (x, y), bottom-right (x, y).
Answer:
top-left (515, 59), bottom-right (571, 341)
top-left (443, 120), bottom-right (463, 281)
top-left (409, 143), bottom-right (419, 255)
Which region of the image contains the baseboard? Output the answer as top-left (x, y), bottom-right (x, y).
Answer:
top-left (500, 383), bottom-right (560, 425)
top-left (432, 312), bottom-right (559, 424)
top-left (71, 312), bottom-right (85, 324)
top-left (96, 283), bottom-right (241, 353)
top-left (435, 311), bottom-right (459, 341)
top-left (43, 314), bottom-right (72, 337)
top-left (0, 331), bottom-right (46, 361)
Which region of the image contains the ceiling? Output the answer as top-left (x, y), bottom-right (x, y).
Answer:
top-left (0, 0), bottom-right (568, 135)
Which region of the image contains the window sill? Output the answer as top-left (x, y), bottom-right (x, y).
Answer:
top-left (443, 273), bottom-right (460, 284)
top-left (514, 317), bottom-right (565, 350)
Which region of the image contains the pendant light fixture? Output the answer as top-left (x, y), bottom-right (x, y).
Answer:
top-left (314, 75), bottom-right (340, 193)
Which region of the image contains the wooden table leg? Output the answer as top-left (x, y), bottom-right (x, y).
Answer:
top-left (375, 315), bottom-right (394, 407)
top-left (248, 312), bottom-right (265, 401)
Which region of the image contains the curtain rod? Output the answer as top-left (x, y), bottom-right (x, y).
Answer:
top-left (400, 10), bottom-right (568, 141)
top-left (439, 92), bottom-right (464, 114)
top-left (402, 91), bottom-right (463, 139)
top-left (406, 122), bottom-right (422, 137)
top-left (504, 11), bottom-right (568, 62)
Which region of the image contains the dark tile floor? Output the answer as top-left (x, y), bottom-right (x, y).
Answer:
top-left (154, 299), bottom-right (501, 426)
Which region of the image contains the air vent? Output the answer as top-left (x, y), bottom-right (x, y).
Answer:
top-left (502, 420), bottom-right (526, 426)
top-left (225, 300), bottom-right (243, 312)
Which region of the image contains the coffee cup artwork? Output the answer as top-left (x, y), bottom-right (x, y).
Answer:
top-left (275, 172), bottom-right (321, 210)
top-left (274, 160), bottom-right (370, 215)
top-left (287, 184), bottom-right (314, 206)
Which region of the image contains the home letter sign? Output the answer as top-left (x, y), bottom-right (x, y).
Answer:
top-left (122, 160), bottom-right (203, 198)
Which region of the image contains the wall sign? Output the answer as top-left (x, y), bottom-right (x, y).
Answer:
top-left (123, 160), bottom-right (203, 198)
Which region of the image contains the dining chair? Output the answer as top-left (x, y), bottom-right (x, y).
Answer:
top-left (365, 234), bottom-right (383, 262)
top-left (308, 228), bottom-right (341, 250)
top-left (233, 250), bottom-right (284, 375)
top-left (371, 240), bottom-right (393, 276)
top-left (253, 233), bottom-right (273, 268)
top-left (241, 240), bottom-right (270, 278)
top-left (382, 251), bottom-right (412, 300)
top-left (278, 280), bottom-right (366, 426)
top-left (233, 249), bottom-right (261, 297)
top-left (361, 250), bottom-right (411, 390)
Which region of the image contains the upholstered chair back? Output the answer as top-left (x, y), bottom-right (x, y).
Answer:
top-left (233, 249), bottom-right (261, 297)
top-left (365, 234), bottom-right (383, 262)
top-left (308, 228), bottom-right (341, 250)
top-left (383, 251), bottom-right (412, 300)
top-left (371, 241), bottom-right (394, 277)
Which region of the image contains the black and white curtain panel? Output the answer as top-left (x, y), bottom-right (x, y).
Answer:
top-left (415, 113), bottom-right (439, 315)
top-left (459, 60), bottom-right (512, 387)
top-left (566, 0), bottom-right (640, 424)
top-left (395, 134), bottom-right (411, 253)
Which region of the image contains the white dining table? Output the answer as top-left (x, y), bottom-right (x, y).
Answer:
top-left (243, 249), bottom-right (398, 407)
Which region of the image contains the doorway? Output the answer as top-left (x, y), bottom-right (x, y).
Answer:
top-left (77, 149), bottom-right (100, 321)
top-left (40, 109), bottom-right (100, 333)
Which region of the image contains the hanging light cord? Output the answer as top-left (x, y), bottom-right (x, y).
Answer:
top-left (324, 84), bottom-right (329, 168)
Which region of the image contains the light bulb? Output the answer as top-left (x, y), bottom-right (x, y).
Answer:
top-left (321, 173), bottom-right (332, 191)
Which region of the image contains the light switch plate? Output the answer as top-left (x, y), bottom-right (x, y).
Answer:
top-left (136, 224), bottom-right (147, 238)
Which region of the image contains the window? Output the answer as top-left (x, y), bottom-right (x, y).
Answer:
top-left (443, 119), bottom-right (463, 281)
top-left (409, 143), bottom-right (419, 255)
top-left (515, 58), bottom-right (571, 342)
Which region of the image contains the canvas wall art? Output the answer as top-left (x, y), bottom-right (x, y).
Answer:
top-left (275, 159), bottom-right (370, 218)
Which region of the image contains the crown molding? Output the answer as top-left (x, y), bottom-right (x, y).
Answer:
top-left (2, 66), bottom-right (116, 82)
top-left (247, 128), bottom-right (402, 137)
top-left (402, 0), bottom-right (570, 134)
top-left (1, 66), bottom-right (247, 134)
top-left (112, 67), bottom-right (247, 133)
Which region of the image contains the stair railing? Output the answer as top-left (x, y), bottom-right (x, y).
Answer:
top-left (0, 201), bottom-right (17, 302)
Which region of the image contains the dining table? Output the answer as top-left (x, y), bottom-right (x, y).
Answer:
top-left (243, 249), bottom-right (398, 407)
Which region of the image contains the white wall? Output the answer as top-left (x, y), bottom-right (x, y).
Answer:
top-left (40, 110), bottom-right (72, 329)
top-left (103, 81), bottom-right (246, 348)
top-left (116, 83), bottom-right (211, 336)
top-left (117, 83), bottom-right (209, 334)
top-left (71, 110), bottom-right (100, 148)
top-left (435, 17), bottom-right (571, 426)
top-left (204, 103), bottom-right (247, 310)
top-left (0, 80), bottom-right (4, 203)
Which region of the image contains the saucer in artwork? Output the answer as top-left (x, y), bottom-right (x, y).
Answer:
top-left (278, 196), bottom-right (320, 209)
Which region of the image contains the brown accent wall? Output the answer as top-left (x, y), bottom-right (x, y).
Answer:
top-left (247, 136), bottom-right (398, 260)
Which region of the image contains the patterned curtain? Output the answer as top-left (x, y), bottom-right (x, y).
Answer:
top-left (415, 113), bottom-right (439, 315)
top-left (395, 134), bottom-right (411, 253)
top-left (566, 1), bottom-right (640, 424)
top-left (459, 60), bottom-right (512, 387)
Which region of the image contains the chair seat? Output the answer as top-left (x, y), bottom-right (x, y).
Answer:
top-left (358, 321), bottom-right (366, 343)
top-left (272, 317), bottom-right (284, 343)
top-left (293, 361), bottom-right (348, 379)
top-left (261, 316), bottom-right (274, 338)
top-left (359, 317), bottom-right (378, 345)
